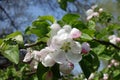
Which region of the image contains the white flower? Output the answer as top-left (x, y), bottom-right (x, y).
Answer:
top-left (81, 42), bottom-right (90, 54)
top-left (108, 35), bottom-right (120, 44)
top-left (86, 5), bottom-right (100, 20)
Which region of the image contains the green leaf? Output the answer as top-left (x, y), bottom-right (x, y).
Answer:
top-left (82, 29), bottom-right (95, 37)
top-left (92, 45), bottom-right (106, 55)
top-left (58, 0), bottom-right (67, 11)
top-left (37, 63), bottom-right (49, 80)
top-left (81, 33), bottom-right (92, 41)
top-left (25, 21), bottom-right (50, 38)
top-left (71, 20), bottom-right (86, 30)
top-left (38, 15), bottom-right (55, 24)
top-left (0, 39), bottom-right (3, 45)
top-left (62, 13), bottom-right (80, 24)
top-left (79, 53), bottom-right (100, 78)
top-left (5, 31), bottom-right (23, 44)
top-left (2, 45), bottom-right (19, 64)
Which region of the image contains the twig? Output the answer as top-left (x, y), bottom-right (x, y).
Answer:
top-left (93, 38), bottom-right (120, 50)
top-left (0, 5), bottom-right (17, 30)
top-left (24, 41), bottom-right (45, 48)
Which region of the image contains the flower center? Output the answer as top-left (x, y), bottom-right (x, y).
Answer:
top-left (61, 42), bottom-right (71, 52)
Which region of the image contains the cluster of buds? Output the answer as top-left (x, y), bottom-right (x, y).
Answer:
top-left (23, 22), bottom-right (91, 75)
top-left (108, 59), bottom-right (119, 68)
top-left (86, 5), bottom-right (103, 20)
top-left (108, 35), bottom-right (120, 44)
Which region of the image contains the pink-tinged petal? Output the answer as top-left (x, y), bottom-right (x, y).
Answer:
top-left (59, 61), bottom-right (74, 74)
top-left (81, 42), bottom-right (90, 54)
top-left (70, 28), bottom-right (81, 39)
top-left (66, 51), bottom-right (82, 63)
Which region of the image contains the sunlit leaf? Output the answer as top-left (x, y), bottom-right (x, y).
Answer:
top-left (2, 45), bottom-right (19, 64)
top-left (5, 31), bottom-right (23, 44)
top-left (81, 33), bottom-right (92, 41)
top-left (38, 15), bottom-right (55, 24)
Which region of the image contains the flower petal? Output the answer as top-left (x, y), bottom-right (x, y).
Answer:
top-left (66, 51), bottom-right (82, 63)
top-left (70, 41), bottom-right (82, 54)
top-left (49, 50), bottom-right (67, 64)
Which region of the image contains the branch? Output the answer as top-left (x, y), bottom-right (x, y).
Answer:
top-left (0, 5), bottom-right (17, 30)
top-left (24, 41), bottom-right (45, 48)
top-left (93, 38), bottom-right (120, 50)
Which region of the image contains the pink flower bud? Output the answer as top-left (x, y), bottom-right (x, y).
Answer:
top-left (81, 42), bottom-right (90, 54)
top-left (70, 28), bottom-right (81, 39)
top-left (60, 62), bottom-right (74, 74)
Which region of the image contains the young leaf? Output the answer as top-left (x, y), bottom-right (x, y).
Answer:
top-left (38, 15), bottom-right (55, 24)
top-left (62, 13), bottom-right (80, 24)
top-left (81, 33), bottom-right (92, 41)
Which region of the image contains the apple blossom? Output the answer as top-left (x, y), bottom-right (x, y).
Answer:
top-left (23, 23), bottom-right (83, 70)
top-left (86, 5), bottom-right (102, 20)
top-left (108, 35), bottom-right (120, 44)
